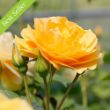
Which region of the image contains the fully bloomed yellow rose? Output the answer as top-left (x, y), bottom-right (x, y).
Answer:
top-left (0, 93), bottom-right (33, 110)
top-left (15, 17), bottom-right (100, 73)
top-left (0, 32), bottom-right (22, 91)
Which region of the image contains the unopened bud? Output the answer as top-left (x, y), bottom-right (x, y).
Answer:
top-left (12, 44), bottom-right (28, 75)
top-left (19, 66), bottom-right (28, 75)
top-left (25, 76), bottom-right (34, 85)
top-left (34, 53), bottom-right (49, 78)
top-left (12, 44), bottom-right (28, 67)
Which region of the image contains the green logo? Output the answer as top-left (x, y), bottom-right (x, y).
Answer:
top-left (0, 0), bottom-right (36, 34)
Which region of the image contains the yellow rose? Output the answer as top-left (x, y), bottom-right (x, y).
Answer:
top-left (0, 93), bottom-right (33, 110)
top-left (0, 32), bottom-right (22, 91)
top-left (15, 17), bottom-right (100, 73)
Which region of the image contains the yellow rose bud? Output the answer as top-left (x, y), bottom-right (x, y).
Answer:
top-left (12, 44), bottom-right (27, 67)
top-left (34, 53), bottom-right (49, 78)
top-left (12, 44), bottom-right (28, 75)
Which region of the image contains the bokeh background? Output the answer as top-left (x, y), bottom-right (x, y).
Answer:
top-left (0, 0), bottom-right (110, 51)
top-left (1, 0), bottom-right (110, 110)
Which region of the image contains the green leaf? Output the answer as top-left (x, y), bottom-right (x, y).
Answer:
top-left (90, 103), bottom-right (108, 110)
top-left (32, 101), bottom-right (44, 110)
top-left (32, 0), bottom-right (39, 9)
top-left (53, 68), bottom-right (76, 87)
top-left (0, 89), bottom-right (18, 98)
top-left (31, 95), bottom-right (44, 110)
top-left (53, 74), bottom-right (70, 87)
top-left (55, 95), bottom-right (75, 110)
top-left (91, 80), bottom-right (110, 99)
top-left (74, 104), bottom-right (89, 110)
top-left (87, 0), bottom-right (92, 3)
top-left (103, 52), bottom-right (110, 64)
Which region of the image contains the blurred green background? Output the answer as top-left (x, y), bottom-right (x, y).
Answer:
top-left (0, 0), bottom-right (110, 51)
top-left (1, 0), bottom-right (110, 110)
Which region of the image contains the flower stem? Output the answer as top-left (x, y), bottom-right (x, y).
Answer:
top-left (48, 65), bottom-right (55, 93)
top-left (56, 73), bottom-right (80, 110)
top-left (43, 77), bottom-right (49, 110)
top-left (80, 76), bottom-right (88, 108)
top-left (82, 88), bottom-right (88, 108)
top-left (23, 76), bottom-right (32, 104)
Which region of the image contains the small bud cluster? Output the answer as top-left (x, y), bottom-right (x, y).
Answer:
top-left (12, 44), bottom-right (28, 75)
